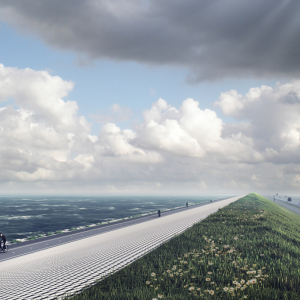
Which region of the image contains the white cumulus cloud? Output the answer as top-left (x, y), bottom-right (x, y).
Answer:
top-left (0, 64), bottom-right (300, 193)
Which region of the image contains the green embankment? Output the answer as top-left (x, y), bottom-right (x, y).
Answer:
top-left (62, 193), bottom-right (300, 300)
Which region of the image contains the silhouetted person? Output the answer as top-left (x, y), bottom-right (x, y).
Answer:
top-left (158, 210), bottom-right (160, 217)
top-left (0, 233), bottom-right (6, 249)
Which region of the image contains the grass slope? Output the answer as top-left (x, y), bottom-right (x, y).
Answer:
top-left (62, 193), bottom-right (300, 300)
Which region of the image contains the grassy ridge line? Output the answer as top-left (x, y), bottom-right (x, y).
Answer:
top-left (61, 193), bottom-right (300, 300)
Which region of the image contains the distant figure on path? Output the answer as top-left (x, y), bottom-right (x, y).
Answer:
top-left (0, 233), bottom-right (6, 249)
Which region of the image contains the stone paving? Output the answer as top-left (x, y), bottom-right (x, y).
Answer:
top-left (0, 195), bottom-right (243, 300)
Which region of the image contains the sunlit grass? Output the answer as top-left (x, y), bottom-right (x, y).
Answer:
top-left (58, 194), bottom-right (300, 299)
top-left (10, 239), bottom-right (22, 243)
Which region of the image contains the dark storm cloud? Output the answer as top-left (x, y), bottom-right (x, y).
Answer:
top-left (1, 0), bottom-right (300, 81)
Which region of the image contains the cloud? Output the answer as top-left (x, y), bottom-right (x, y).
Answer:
top-left (215, 80), bottom-right (300, 164)
top-left (1, 1), bottom-right (300, 81)
top-left (0, 64), bottom-right (162, 188)
top-left (251, 175), bottom-right (258, 181)
top-left (199, 181), bottom-right (208, 190)
top-left (134, 98), bottom-right (268, 164)
top-left (91, 104), bottom-right (133, 123)
top-left (0, 64), bottom-right (90, 161)
top-left (1, 64), bottom-right (300, 193)
top-left (280, 91), bottom-right (300, 105)
top-left (95, 122), bottom-right (162, 163)
top-left (135, 98), bottom-right (218, 157)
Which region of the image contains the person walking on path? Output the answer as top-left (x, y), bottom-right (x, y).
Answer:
top-left (0, 233), bottom-right (6, 249)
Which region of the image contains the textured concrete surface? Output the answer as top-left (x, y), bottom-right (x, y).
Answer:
top-left (0, 195), bottom-right (244, 300)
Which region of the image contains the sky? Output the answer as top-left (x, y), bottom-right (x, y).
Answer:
top-left (0, 0), bottom-right (299, 194)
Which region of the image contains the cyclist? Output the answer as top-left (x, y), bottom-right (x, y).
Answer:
top-left (0, 233), bottom-right (6, 250)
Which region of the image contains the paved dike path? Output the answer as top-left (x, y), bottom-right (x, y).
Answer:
top-left (264, 195), bottom-right (300, 215)
top-left (0, 195), bottom-right (244, 300)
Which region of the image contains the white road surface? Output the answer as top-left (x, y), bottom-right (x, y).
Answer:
top-left (0, 195), bottom-right (244, 300)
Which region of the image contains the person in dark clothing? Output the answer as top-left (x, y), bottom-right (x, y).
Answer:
top-left (0, 233), bottom-right (6, 249)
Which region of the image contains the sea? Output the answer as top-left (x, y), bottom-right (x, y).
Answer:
top-left (0, 194), bottom-right (235, 241)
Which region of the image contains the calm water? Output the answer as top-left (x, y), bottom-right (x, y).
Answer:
top-left (0, 194), bottom-right (234, 241)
